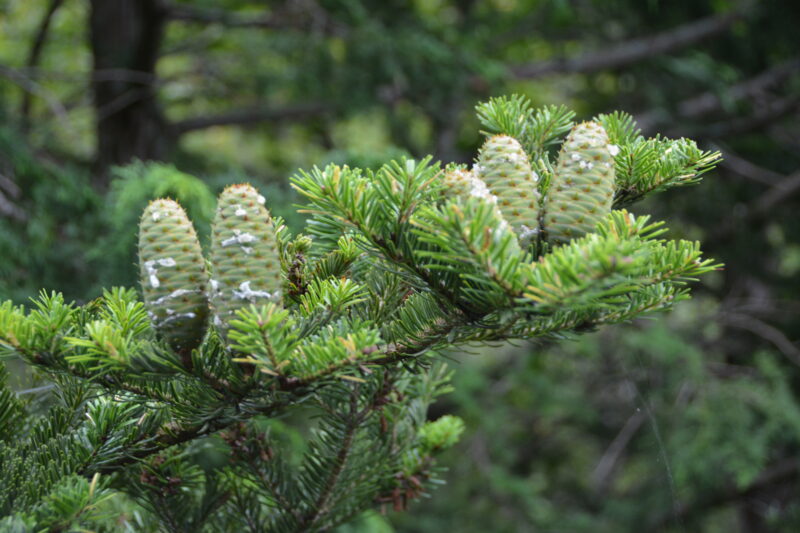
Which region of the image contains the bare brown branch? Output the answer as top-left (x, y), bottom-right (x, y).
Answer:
top-left (703, 95), bottom-right (800, 138)
top-left (677, 59), bottom-right (800, 118)
top-left (0, 190), bottom-right (27, 223)
top-left (721, 312), bottom-right (800, 366)
top-left (172, 103), bottom-right (330, 135)
top-left (637, 58), bottom-right (800, 133)
top-left (0, 64), bottom-right (72, 127)
top-left (510, 10), bottom-right (743, 79)
top-left (591, 409), bottom-right (647, 492)
top-left (653, 459), bottom-right (799, 528)
top-left (163, 1), bottom-right (283, 29)
top-left (20, 0), bottom-right (65, 131)
top-left (713, 143), bottom-right (784, 186)
top-left (161, 0), bottom-right (341, 34)
top-left (711, 169), bottom-right (800, 242)
top-left (751, 171), bottom-right (800, 215)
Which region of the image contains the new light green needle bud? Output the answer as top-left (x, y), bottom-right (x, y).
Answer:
top-left (544, 121), bottom-right (616, 244)
top-left (139, 199), bottom-right (209, 352)
top-left (208, 184), bottom-right (282, 340)
top-left (418, 415), bottom-right (465, 453)
top-left (475, 135), bottom-right (540, 242)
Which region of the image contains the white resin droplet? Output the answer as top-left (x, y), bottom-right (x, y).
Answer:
top-left (233, 281), bottom-right (274, 301)
top-left (221, 229), bottom-right (258, 247)
top-left (152, 288), bottom-right (198, 305)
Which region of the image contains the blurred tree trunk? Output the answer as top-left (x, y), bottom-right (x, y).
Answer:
top-left (89, 0), bottom-right (170, 185)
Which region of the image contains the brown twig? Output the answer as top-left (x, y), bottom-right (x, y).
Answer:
top-left (172, 103), bottom-right (330, 134)
top-left (591, 409), bottom-right (647, 492)
top-left (163, 1), bottom-right (283, 29)
top-left (701, 94), bottom-right (800, 138)
top-left (161, 0), bottom-right (342, 35)
top-left (0, 190), bottom-right (28, 223)
top-left (20, 0), bottom-right (65, 131)
top-left (711, 169), bottom-right (800, 241)
top-left (720, 312), bottom-right (800, 367)
top-left (652, 458), bottom-right (799, 528)
top-left (510, 10), bottom-right (743, 79)
top-left (0, 64), bottom-right (72, 126)
top-left (637, 58), bottom-right (800, 133)
top-left (712, 143), bottom-right (784, 186)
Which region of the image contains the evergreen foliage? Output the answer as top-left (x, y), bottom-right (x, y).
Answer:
top-left (0, 129), bottom-right (101, 303)
top-left (0, 95), bottom-right (719, 531)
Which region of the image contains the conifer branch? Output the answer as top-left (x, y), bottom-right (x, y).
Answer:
top-left (0, 95), bottom-right (720, 530)
top-left (296, 390), bottom-right (363, 530)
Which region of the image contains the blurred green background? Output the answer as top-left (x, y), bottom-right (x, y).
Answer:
top-left (1, 0), bottom-right (799, 531)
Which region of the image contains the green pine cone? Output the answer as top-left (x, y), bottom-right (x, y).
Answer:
top-left (543, 121), bottom-right (616, 244)
top-left (139, 199), bottom-right (209, 352)
top-left (475, 135), bottom-right (540, 240)
top-left (208, 184), bottom-right (282, 339)
top-left (440, 167), bottom-right (477, 200)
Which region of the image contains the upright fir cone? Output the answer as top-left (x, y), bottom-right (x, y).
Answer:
top-left (543, 121), bottom-right (616, 244)
top-left (208, 184), bottom-right (282, 341)
top-left (475, 135), bottom-right (540, 242)
top-left (139, 199), bottom-right (209, 353)
top-left (440, 167), bottom-right (478, 200)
